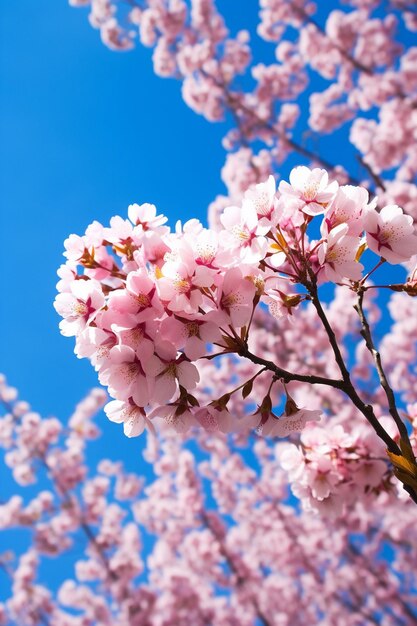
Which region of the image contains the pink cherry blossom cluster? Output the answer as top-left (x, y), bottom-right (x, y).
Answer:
top-left (54, 166), bottom-right (417, 450)
top-left (1, 376), bottom-right (417, 625)
top-left (279, 421), bottom-right (390, 517)
top-left (69, 0), bottom-right (417, 223)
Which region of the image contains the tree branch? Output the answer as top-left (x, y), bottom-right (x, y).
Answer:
top-left (354, 288), bottom-right (410, 443)
top-left (305, 280), bottom-right (417, 503)
top-left (305, 279), bottom-right (402, 455)
top-left (237, 344), bottom-right (345, 389)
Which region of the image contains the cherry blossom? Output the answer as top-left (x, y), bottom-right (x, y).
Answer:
top-left (321, 185), bottom-right (373, 237)
top-left (54, 280), bottom-right (105, 337)
top-left (271, 406), bottom-right (322, 437)
top-left (363, 204), bottom-right (417, 264)
top-left (213, 267), bottom-right (257, 328)
top-left (317, 224), bottom-right (364, 283)
top-left (220, 203), bottom-right (270, 264)
top-left (279, 166), bottom-right (339, 216)
top-left (105, 399), bottom-right (152, 437)
top-left (52, 164), bottom-right (417, 517)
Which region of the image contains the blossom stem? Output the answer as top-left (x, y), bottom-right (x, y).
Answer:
top-left (362, 284), bottom-right (405, 291)
top-left (228, 367), bottom-right (268, 398)
top-left (361, 258), bottom-right (386, 284)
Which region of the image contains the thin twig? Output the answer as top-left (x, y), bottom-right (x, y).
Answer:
top-left (354, 288), bottom-right (411, 444)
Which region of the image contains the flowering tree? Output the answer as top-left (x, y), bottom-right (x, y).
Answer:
top-left (2, 376), bottom-right (417, 625)
top-left (69, 0), bottom-right (417, 221)
top-left (2, 0), bottom-right (417, 624)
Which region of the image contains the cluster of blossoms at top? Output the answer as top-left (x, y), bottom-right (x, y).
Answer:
top-left (54, 166), bottom-right (417, 438)
top-left (69, 0), bottom-right (417, 223)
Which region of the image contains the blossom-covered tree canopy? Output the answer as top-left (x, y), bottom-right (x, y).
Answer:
top-left (2, 0), bottom-right (417, 624)
top-left (70, 0), bottom-right (417, 221)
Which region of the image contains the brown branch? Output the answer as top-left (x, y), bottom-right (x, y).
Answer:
top-left (223, 86), bottom-right (365, 188)
top-left (80, 521), bottom-right (118, 582)
top-left (354, 288), bottom-right (410, 443)
top-left (236, 344), bottom-right (345, 389)
top-left (239, 337), bottom-right (402, 455)
top-left (305, 280), bottom-right (417, 504)
top-left (304, 278), bottom-right (403, 455)
top-left (37, 456), bottom-right (119, 584)
top-left (357, 155), bottom-right (387, 192)
top-left (201, 69), bottom-right (367, 189)
top-left (353, 290), bottom-right (417, 501)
